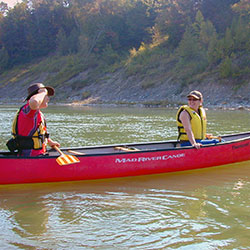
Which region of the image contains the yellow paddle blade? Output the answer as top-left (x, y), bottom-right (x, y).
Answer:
top-left (56, 154), bottom-right (80, 166)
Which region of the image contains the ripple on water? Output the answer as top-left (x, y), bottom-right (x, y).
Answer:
top-left (24, 185), bottom-right (243, 249)
top-left (0, 106), bottom-right (249, 249)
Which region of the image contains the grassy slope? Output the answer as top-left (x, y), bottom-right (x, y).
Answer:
top-left (0, 48), bottom-right (249, 107)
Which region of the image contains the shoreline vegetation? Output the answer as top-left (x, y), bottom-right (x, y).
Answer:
top-left (1, 99), bottom-right (250, 111)
top-left (64, 100), bottom-right (250, 111)
top-left (0, 1), bottom-right (249, 110)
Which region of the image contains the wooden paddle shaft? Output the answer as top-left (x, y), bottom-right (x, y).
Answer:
top-left (54, 146), bottom-right (64, 155)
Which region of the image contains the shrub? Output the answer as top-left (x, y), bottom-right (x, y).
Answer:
top-left (219, 56), bottom-right (232, 78)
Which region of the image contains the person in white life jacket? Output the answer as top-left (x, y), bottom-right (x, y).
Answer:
top-left (176, 90), bottom-right (220, 149)
top-left (7, 83), bottom-right (60, 156)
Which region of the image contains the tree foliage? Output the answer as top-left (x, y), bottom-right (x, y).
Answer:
top-left (0, 0), bottom-right (248, 82)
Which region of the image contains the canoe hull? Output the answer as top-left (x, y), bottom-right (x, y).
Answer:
top-left (0, 133), bottom-right (250, 185)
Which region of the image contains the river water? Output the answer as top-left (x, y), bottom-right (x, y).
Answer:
top-left (0, 105), bottom-right (249, 249)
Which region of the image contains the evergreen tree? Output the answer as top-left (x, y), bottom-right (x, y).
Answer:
top-left (207, 33), bottom-right (221, 66)
top-left (200, 0), bottom-right (240, 32)
top-left (176, 24), bottom-right (200, 62)
top-left (219, 56), bottom-right (233, 78)
top-left (223, 28), bottom-right (234, 56)
top-left (231, 16), bottom-right (249, 51)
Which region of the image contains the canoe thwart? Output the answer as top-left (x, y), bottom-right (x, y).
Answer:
top-left (67, 150), bottom-right (86, 155)
top-left (114, 146), bottom-right (140, 152)
top-left (206, 135), bottom-right (222, 142)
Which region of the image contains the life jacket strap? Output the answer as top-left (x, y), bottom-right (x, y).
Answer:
top-left (177, 126), bottom-right (187, 141)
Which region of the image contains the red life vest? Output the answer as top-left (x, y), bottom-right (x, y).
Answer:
top-left (11, 103), bottom-right (49, 156)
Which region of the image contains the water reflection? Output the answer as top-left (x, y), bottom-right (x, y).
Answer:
top-left (0, 161), bottom-right (249, 249)
top-left (0, 105), bottom-right (249, 249)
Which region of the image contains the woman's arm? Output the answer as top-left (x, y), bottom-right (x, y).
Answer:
top-left (179, 110), bottom-right (202, 149)
top-left (29, 88), bottom-right (48, 110)
top-left (47, 138), bottom-right (60, 148)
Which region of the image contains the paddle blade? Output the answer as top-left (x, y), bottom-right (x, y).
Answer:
top-left (56, 154), bottom-right (80, 166)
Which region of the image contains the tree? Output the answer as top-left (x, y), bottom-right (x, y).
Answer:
top-left (0, 2), bottom-right (32, 65)
top-left (200, 0), bottom-right (241, 32)
top-left (0, 0), bottom-right (78, 65)
top-left (223, 28), bottom-right (234, 56)
top-left (232, 17), bottom-right (245, 50)
top-left (232, 0), bottom-right (250, 18)
top-left (192, 10), bottom-right (217, 50)
top-left (207, 33), bottom-right (221, 66)
top-left (219, 56), bottom-right (233, 78)
top-left (0, 2), bottom-right (8, 16)
top-left (176, 24), bottom-right (200, 62)
top-left (56, 27), bottom-right (79, 55)
top-left (152, 0), bottom-right (202, 49)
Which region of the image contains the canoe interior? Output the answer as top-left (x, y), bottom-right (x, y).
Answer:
top-left (1, 131), bottom-right (250, 158)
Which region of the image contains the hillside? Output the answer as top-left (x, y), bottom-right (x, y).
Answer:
top-left (0, 59), bottom-right (249, 109)
top-left (0, 0), bottom-right (249, 108)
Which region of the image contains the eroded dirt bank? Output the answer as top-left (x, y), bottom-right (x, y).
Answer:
top-left (0, 69), bottom-right (249, 109)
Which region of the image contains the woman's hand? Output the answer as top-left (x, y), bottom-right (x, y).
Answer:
top-left (38, 88), bottom-right (48, 95)
top-left (48, 138), bottom-right (60, 148)
top-left (29, 88), bottom-right (49, 110)
top-left (192, 142), bottom-right (202, 149)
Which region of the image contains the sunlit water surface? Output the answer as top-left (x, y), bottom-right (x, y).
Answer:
top-left (0, 105), bottom-right (249, 249)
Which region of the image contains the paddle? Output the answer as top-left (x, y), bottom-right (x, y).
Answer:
top-left (54, 146), bottom-right (80, 166)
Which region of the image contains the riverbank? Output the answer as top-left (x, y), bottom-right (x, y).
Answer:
top-left (1, 100), bottom-right (250, 111)
top-left (0, 68), bottom-right (249, 110)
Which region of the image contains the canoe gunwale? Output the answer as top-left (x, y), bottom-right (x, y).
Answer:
top-left (0, 131), bottom-right (249, 185)
top-left (1, 131), bottom-right (250, 159)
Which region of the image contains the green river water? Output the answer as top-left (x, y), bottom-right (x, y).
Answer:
top-left (0, 105), bottom-right (249, 249)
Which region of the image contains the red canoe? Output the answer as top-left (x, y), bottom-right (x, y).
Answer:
top-left (0, 132), bottom-right (250, 185)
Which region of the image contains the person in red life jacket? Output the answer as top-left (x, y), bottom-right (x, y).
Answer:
top-left (176, 90), bottom-right (220, 149)
top-left (7, 83), bottom-right (60, 156)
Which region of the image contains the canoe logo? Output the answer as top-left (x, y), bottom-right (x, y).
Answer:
top-left (115, 153), bottom-right (185, 163)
